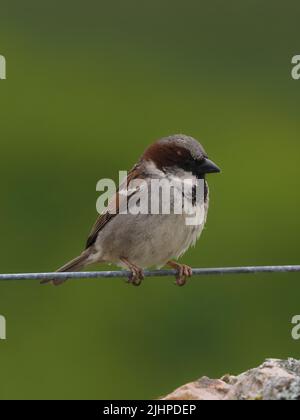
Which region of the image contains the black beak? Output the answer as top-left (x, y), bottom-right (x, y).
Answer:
top-left (199, 158), bottom-right (221, 174)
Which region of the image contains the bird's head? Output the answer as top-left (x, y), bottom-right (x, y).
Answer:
top-left (142, 134), bottom-right (221, 178)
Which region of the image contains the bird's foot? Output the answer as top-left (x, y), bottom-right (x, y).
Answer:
top-left (121, 258), bottom-right (144, 286)
top-left (167, 261), bottom-right (193, 286)
top-left (128, 267), bottom-right (144, 286)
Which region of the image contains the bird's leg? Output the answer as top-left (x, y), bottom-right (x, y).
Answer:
top-left (120, 257), bottom-right (144, 286)
top-left (167, 260), bottom-right (193, 286)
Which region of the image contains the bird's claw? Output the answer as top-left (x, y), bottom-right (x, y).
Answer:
top-left (120, 257), bottom-right (144, 286)
top-left (127, 267), bottom-right (144, 286)
top-left (174, 264), bottom-right (193, 287)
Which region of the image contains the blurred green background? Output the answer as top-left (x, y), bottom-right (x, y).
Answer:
top-left (0, 0), bottom-right (300, 400)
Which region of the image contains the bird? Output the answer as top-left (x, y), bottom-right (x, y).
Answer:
top-left (42, 134), bottom-right (220, 287)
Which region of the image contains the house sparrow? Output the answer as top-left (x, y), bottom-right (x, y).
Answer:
top-left (43, 134), bottom-right (220, 287)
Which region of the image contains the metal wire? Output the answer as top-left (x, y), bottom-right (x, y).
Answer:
top-left (0, 265), bottom-right (300, 282)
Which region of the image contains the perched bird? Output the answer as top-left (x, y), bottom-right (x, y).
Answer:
top-left (43, 134), bottom-right (220, 287)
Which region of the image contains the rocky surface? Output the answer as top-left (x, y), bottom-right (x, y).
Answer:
top-left (162, 359), bottom-right (300, 400)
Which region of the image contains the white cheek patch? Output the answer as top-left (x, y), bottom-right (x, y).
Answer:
top-left (144, 160), bottom-right (165, 177)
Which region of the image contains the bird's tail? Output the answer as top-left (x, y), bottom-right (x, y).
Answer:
top-left (41, 251), bottom-right (90, 286)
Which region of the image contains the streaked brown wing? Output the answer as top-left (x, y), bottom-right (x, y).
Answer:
top-left (86, 212), bottom-right (115, 249)
top-left (85, 164), bottom-right (144, 249)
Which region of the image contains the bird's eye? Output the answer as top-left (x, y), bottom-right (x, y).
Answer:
top-left (176, 150), bottom-right (182, 156)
